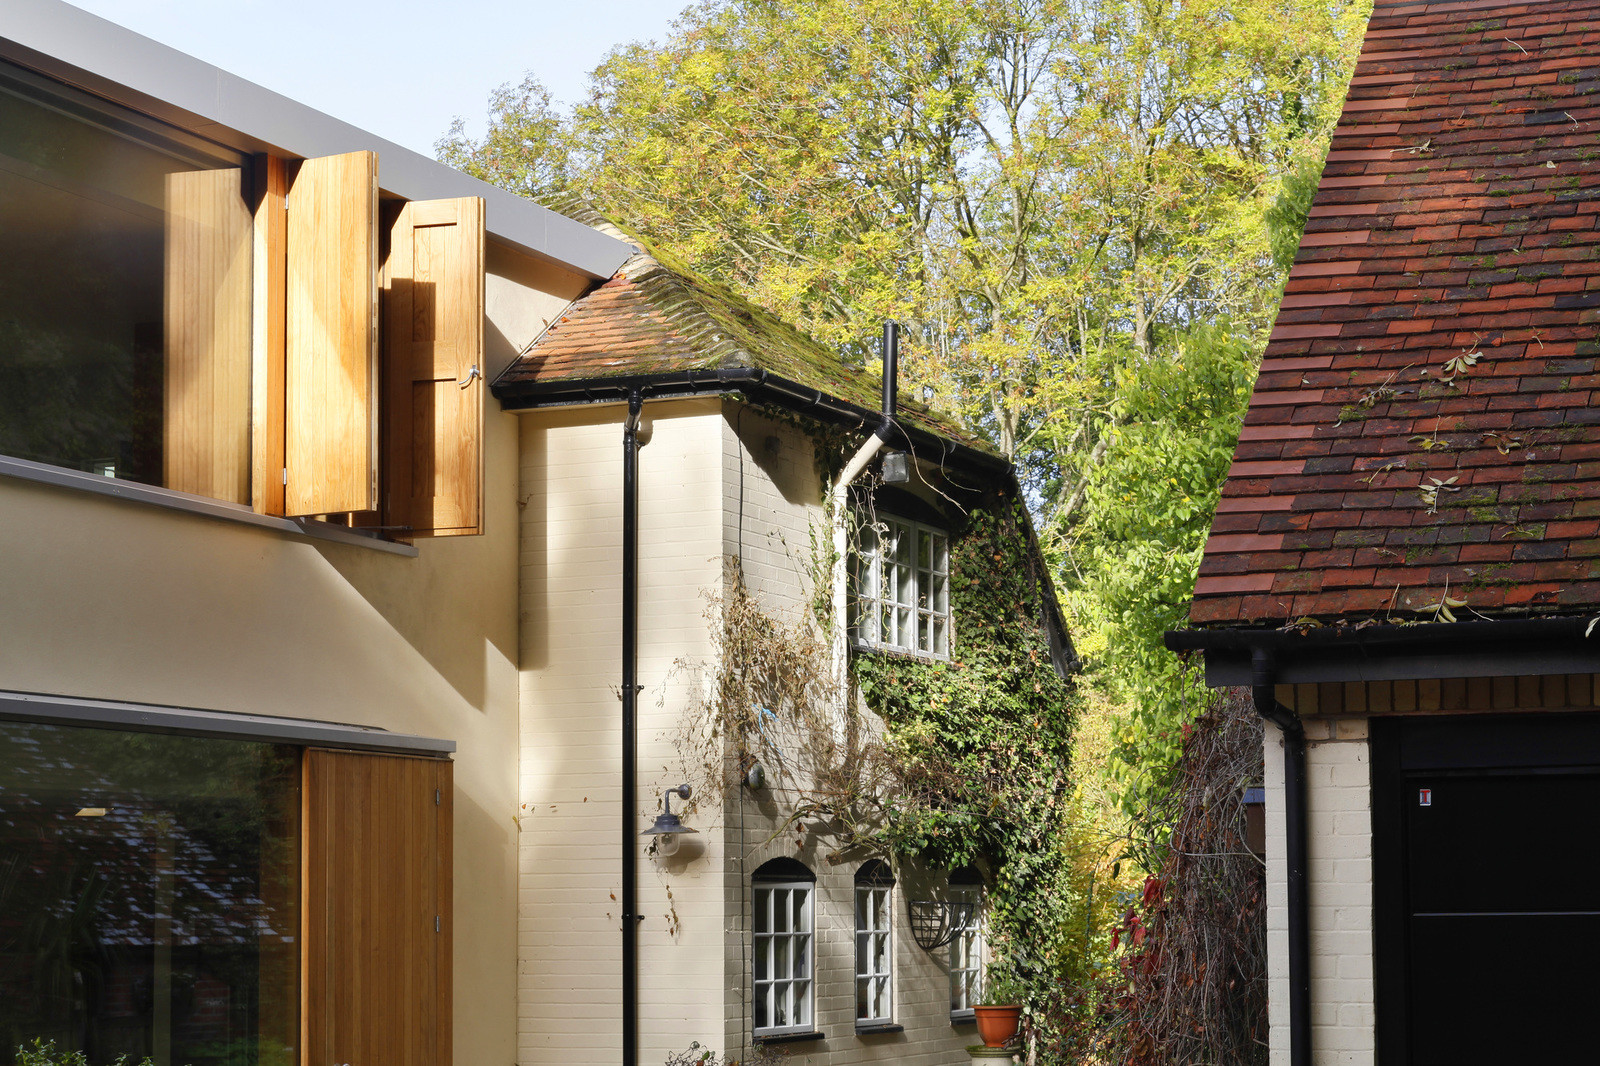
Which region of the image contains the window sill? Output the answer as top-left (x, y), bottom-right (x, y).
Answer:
top-left (950, 1010), bottom-right (977, 1025)
top-left (850, 641), bottom-right (950, 664)
top-left (855, 1022), bottom-right (903, 1037)
top-left (753, 1030), bottom-right (824, 1045)
top-left (0, 454), bottom-right (417, 557)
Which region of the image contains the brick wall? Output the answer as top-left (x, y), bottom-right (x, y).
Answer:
top-left (1264, 716), bottom-right (1374, 1066)
top-left (517, 399), bottom-right (726, 1065)
top-left (518, 400), bottom-right (975, 1066)
top-left (717, 406), bottom-right (975, 1066)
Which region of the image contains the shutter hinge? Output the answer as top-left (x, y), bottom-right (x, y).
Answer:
top-left (281, 467), bottom-right (288, 486)
top-left (435, 788), bottom-right (441, 805)
top-left (435, 915), bottom-right (441, 933)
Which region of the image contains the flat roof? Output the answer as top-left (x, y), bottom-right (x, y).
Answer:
top-left (0, 0), bottom-right (634, 279)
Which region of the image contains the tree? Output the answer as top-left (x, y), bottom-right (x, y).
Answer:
top-left (441, 0), bottom-right (1368, 806)
top-left (435, 74), bottom-right (575, 204)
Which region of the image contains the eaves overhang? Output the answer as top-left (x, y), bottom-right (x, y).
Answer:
top-left (0, 0), bottom-right (634, 279)
top-left (493, 366), bottom-right (1014, 478)
top-left (1167, 616), bottom-right (1600, 688)
top-left (498, 365), bottom-right (1080, 675)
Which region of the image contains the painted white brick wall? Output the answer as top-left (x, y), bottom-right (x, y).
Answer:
top-left (1263, 717), bottom-right (1375, 1066)
top-left (717, 407), bottom-right (976, 1066)
top-left (518, 400), bottom-right (727, 1065)
top-left (518, 400), bottom-right (976, 1066)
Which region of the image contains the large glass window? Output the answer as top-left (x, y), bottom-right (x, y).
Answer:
top-left (854, 861), bottom-right (894, 1026)
top-left (852, 515), bottom-right (950, 657)
top-left (950, 868), bottom-right (985, 1017)
top-left (752, 859), bottom-right (814, 1037)
top-left (0, 63), bottom-right (254, 503)
top-left (0, 722), bottom-right (299, 1066)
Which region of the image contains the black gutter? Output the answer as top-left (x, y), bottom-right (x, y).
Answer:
top-left (621, 387), bottom-right (644, 1066)
top-left (1166, 615), bottom-right (1600, 687)
top-left (1168, 614), bottom-right (1597, 655)
top-left (492, 366), bottom-right (1011, 478)
top-left (1252, 649), bottom-right (1310, 1066)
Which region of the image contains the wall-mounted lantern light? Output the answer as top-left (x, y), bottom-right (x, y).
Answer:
top-left (641, 783), bottom-right (699, 858)
top-left (880, 451), bottom-right (911, 484)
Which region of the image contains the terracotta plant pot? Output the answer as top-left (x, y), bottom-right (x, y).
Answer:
top-left (973, 1004), bottom-right (1022, 1048)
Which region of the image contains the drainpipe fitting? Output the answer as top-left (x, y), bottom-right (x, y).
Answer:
top-left (828, 323), bottom-right (900, 712)
top-left (621, 387), bottom-right (645, 1066)
top-left (1251, 648), bottom-right (1310, 1066)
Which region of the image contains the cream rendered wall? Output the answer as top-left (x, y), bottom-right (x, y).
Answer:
top-left (1263, 717), bottom-right (1375, 1066)
top-left (717, 406), bottom-right (979, 1066)
top-left (516, 399), bottom-right (727, 1065)
top-left (0, 245), bottom-right (582, 1066)
top-left (0, 409), bottom-right (522, 1066)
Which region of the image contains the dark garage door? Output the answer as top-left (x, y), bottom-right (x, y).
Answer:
top-left (1372, 714), bottom-right (1600, 1064)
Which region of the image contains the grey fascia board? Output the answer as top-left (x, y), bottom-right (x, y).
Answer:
top-left (1201, 645), bottom-right (1600, 687)
top-left (0, 690), bottom-right (455, 755)
top-left (0, 454), bottom-right (419, 557)
top-left (0, 0), bottom-right (633, 279)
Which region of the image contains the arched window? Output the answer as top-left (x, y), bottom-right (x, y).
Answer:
top-left (752, 858), bottom-right (815, 1036)
top-left (949, 866), bottom-right (985, 1018)
top-left (855, 860), bottom-right (895, 1025)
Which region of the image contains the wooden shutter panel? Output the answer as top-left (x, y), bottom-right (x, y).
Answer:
top-left (303, 750), bottom-right (452, 1066)
top-left (383, 197), bottom-right (485, 536)
top-left (286, 151), bottom-right (379, 516)
top-left (163, 167), bottom-right (252, 503)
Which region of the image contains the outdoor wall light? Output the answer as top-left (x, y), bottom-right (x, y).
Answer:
top-left (881, 451), bottom-right (911, 483)
top-left (642, 783), bottom-right (699, 858)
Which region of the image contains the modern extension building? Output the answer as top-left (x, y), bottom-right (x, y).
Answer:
top-left (0, 5), bottom-right (1070, 1066)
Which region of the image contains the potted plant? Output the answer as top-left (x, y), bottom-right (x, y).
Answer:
top-left (972, 971), bottom-right (1024, 1049)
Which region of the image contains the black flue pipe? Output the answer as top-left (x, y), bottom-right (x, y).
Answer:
top-left (621, 387), bottom-right (643, 1066)
top-left (1252, 649), bottom-right (1310, 1066)
top-left (876, 321), bottom-right (899, 441)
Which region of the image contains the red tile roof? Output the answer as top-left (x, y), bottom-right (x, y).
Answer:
top-left (1192, 0), bottom-right (1600, 628)
top-left (495, 216), bottom-right (991, 453)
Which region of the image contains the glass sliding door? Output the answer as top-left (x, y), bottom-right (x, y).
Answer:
top-left (0, 722), bottom-right (298, 1066)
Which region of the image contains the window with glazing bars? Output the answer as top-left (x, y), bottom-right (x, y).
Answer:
top-left (855, 866), bottom-right (894, 1024)
top-left (852, 515), bottom-right (950, 657)
top-left (753, 880), bottom-right (813, 1035)
top-left (950, 882), bottom-right (984, 1015)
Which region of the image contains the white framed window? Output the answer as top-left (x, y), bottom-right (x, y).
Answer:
top-left (753, 863), bottom-right (815, 1037)
top-left (949, 872), bottom-right (985, 1017)
top-left (852, 514), bottom-right (950, 657)
top-left (855, 862), bottom-right (894, 1025)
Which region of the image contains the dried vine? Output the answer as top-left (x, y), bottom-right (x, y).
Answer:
top-left (1092, 689), bottom-right (1267, 1066)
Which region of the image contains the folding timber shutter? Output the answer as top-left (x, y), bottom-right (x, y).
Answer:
top-left (303, 749), bottom-right (452, 1066)
top-left (164, 168), bottom-right (253, 503)
top-left (285, 151), bottom-right (379, 516)
top-left (383, 197), bottom-right (485, 536)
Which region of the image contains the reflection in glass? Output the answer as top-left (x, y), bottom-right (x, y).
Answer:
top-left (0, 722), bottom-right (299, 1066)
top-left (0, 63), bottom-right (253, 502)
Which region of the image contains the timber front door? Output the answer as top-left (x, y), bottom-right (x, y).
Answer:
top-left (1372, 713), bottom-right (1600, 1063)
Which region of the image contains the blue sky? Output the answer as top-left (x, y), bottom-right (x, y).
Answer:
top-left (70, 0), bottom-right (692, 157)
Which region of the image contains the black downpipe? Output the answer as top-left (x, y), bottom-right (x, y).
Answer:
top-left (1251, 649), bottom-right (1310, 1066)
top-left (621, 388), bottom-right (643, 1066)
top-left (876, 320), bottom-right (899, 440)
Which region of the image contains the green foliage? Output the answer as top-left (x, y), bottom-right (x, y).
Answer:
top-left (15, 1039), bottom-right (153, 1066)
top-left (1063, 325), bottom-right (1257, 824)
top-left (856, 493), bottom-right (1101, 1049)
top-left (434, 74), bottom-right (575, 204)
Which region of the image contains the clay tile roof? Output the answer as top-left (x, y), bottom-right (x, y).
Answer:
top-left (495, 206), bottom-right (990, 454)
top-left (1191, 0), bottom-right (1600, 629)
